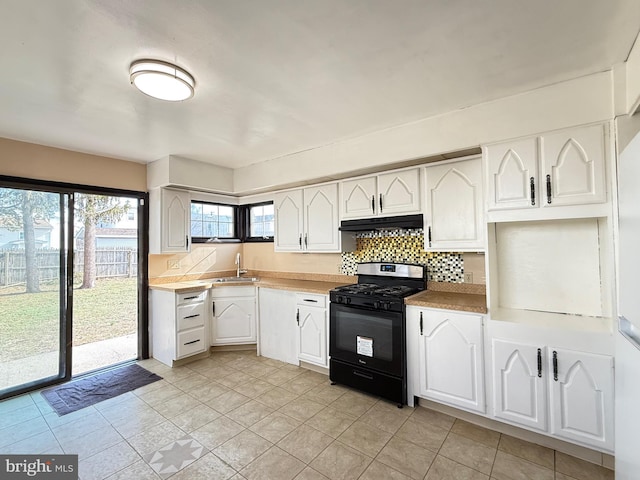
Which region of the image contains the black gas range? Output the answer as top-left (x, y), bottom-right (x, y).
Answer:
top-left (329, 262), bottom-right (426, 406)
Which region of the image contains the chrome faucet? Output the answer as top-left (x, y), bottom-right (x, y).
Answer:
top-left (235, 252), bottom-right (247, 277)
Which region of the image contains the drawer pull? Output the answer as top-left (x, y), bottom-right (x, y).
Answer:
top-left (303, 299), bottom-right (318, 303)
top-left (184, 339), bottom-right (201, 346)
top-left (184, 296), bottom-right (198, 300)
top-left (183, 314), bottom-right (200, 319)
top-left (353, 370), bottom-right (373, 380)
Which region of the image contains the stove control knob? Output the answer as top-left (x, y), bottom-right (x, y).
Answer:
top-left (374, 301), bottom-right (380, 309)
top-left (336, 295), bottom-right (343, 304)
top-left (346, 297), bottom-right (351, 305)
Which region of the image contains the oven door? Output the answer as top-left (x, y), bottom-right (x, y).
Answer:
top-left (329, 303), bottom-right (404, 377)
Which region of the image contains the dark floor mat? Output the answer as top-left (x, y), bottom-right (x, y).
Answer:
top-left (41, 364), bottom-right (162, 415)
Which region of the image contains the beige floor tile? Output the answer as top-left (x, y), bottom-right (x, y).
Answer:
top-left (359, 460), bottom-right (411, 480)
top-left (278, 424), bottom-right (334, 464)
top-left (193, 364), bottom-right (237, 380)
top-left (336, 421), bottom-right (392, 457)
top-left (3, 430), bottom-right (62, 454)
top-left (127, 421), bottom-right (186, 457)
top-left (158, 366), bottom-right (195, 383)
top-left (241, 446), bottom-right (306, 480)
top-left (264, 367), bottom-right (305, 386)
top-left (213, 429), bottom-right (272, 470)
top-left (234, 379), bottom-right (276, 398)
top-left (305, 406), bottom-right (356, 438)
top-left (191, 416), bottom-right (244, 450)
top-left (250, 411), bottom-right (301, 443)
top-left (227, 399), bottom-right (274, 427)
top-left (243, 363), bottom-right (280, 378)
top-left (188, 381), bottom-right (231, 403)
top-left (133, 378), bottom-right (168, 396)
top-left (0, 416), bottom-right (50, 449)
top-left (135, 383), bottom-right (183, 406)
top-left (57, 424), bottom-right (123, 457)
top-left (51, 410), bottom-right (111, 441)
top-left (309, 441), bottom-right (373, 480)
top-left (255, 386), bottom-right (300, 409)
top-left (109, 407), bottom-right (166, 439)
top-left (170, 372), bottom-right (211, 392)
top-left (79, 441), bottom-right (140, 480)
top-left (554, 474), bottom-right (580, 480)
top-left (43, 404), bottom-right (97, 429)
top-left (491, 450), bottom-right (553, 480)
top-left (294, 466), bottom-right (330, 480)
top-left (359, 401), bottom-right (410, 434)
top-left (169, 452), bottom-right (236, 480)
top-left (410, 406), bottom-right (456, 430)
top-left (153, 392), bottom-right (202, 419)
top-left (395, 416), bottom-right (449, 452)
top-left (301, 383), bottom-right (346, 405)
top-left (206, 390), bottom-right (251, 413)
top-left (555, 452), bottom-right (614, 480)
top-left (281, 375), bottom-right (323, 395)
top-left (328, 392), bottom-right (376, 418)
top-left (439, 432), bottom-right (496, 475)
top-left (218, 371), bottom-right (255, 388)
top-left (450, 419), bottom-right (500, 448)
top-left (497, 435), bottom-right (554, 470)
top-left (105, 459), bottom-right (161, 479)
top-left (424, 455), bottom-right (489, 480)
top-left (171, 403), bottom-right (222, 433)
top-left (279, 397), bottom-right (326, 422)
top-left (0, 393), bottom-right (35, 414)
top-left (376, 436), bottom-right (435, 479)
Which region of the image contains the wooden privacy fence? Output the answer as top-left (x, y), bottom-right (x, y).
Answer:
top-left (0, 247), bottom-right (138, 286)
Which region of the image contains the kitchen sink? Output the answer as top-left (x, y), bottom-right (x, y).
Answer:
top-left (212, 276), bottom-right (260, 283)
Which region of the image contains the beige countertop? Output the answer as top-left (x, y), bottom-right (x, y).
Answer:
top-left (149, 276), bottom-right (351, 295)
top-left (405, 290), bottom-right (488, 314)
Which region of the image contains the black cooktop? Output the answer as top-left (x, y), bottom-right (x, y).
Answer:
top-left (332, 283), bottom-right (419, 298)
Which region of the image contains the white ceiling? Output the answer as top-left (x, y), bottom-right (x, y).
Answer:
top-left (0, 0), bottom-right (639, 169)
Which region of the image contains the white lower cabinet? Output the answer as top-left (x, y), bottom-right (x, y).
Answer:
top-left (150, 288), bottom-right (208, 366)
top-left (407, 306), bottom-right (485, 413)
top-left (258, 288), bottom-right (298, 364)
top-left (296, 293), bottom-right (328, 368)
top-left (211, 286), bottom-right (256, 345)
top-left (492, 338), bottom-right (614, 451)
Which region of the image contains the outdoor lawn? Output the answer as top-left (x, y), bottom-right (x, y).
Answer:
top-left (0, 277), bottom-right (137, 362)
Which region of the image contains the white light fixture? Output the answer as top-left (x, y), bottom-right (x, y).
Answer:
top-left (129, 59), bottom-right (195, 101)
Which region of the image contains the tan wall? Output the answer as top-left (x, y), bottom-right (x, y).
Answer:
top-left (149, 243), bottom-right (242, 279)
top-left (0, 137), bottom-right (146, 192)
top-left (242, 243), bottom-right (343, 275)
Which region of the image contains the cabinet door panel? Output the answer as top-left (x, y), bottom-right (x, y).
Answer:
top-left (298, 305), bottom-right (327, 367)
top-left (418, 311), bottom-right (485, 412)
top-left (162, 189), bottom-right (191, 252)
top-left (425, 158), bottom-right (484, 250)
top-left (304, 184), bottom-right (340, 252)
top-left (274, 190), bottom-right (304, 251)
top-left (377, 169), bottom-right (421, 215)
top-left (212, 298), bottom-right (256, 344)
top-left (541, 124), bottom-right (606, 207)
top-left (340, 176), bottom-right (377, 219)
top-left (259, 289), bottom-right (298, 365)
top-left (485, 138), bottom-right (538, 211)
top-left (549, 348), bottom-right (613, 450)
top-left (492, 339), bottom-right (546, 431)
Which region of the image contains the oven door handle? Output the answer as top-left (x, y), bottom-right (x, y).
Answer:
top-left (353, 370), bottom-right (374, 380)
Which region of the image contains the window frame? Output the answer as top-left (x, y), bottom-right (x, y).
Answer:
top-left (190, 200), bottom-right (241, 244)
top-left (242, 201), bottom-right (274, 243)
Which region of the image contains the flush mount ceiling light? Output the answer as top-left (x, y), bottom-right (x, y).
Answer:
top-left (129, 59), bottom-right (195, 101)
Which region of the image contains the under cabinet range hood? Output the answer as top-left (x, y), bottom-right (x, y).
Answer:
top-left (339, 214), bottom-right (423, 231)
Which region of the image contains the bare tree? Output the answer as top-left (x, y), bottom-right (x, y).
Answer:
top-left (0, 188), bottom-right (58, 293)
top-left (75, 194), bottom-right (129, 289)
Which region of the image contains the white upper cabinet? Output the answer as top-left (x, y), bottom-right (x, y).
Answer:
top-left (149, 188), bottom-right (191, 254)
top-left (274, 183), bottom-right (341, 252)
top-left (340, 168), bottom-right (421, 219)
top-left (424, 157), bottom-right (484, 251)
top-left (485, 123), bottom-right (608, 220)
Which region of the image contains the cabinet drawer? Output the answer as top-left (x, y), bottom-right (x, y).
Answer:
top-left (177, 327), bottom-right (206, 358)
top-left (177, 302), bottom-right (205, 330)
top-left (212, 286), bottom-right (256, 298)
top-left (296, 293), bottom-right (326, 308)
top-left (178, 290), bottom-right (207, 305)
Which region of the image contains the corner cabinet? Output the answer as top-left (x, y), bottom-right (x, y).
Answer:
top-left (274, 183), bottom-right (343, 252)
top-left (149, 188), bottom-right (191, 254)
top-left (484, 123), bottom-right (608, 219)
top-left (407, 306), bottom-right (485, 413)
top-left (424, 157), bottom-right (484, 251)
top-left (296, 293), bottom-right (328, 368)
top-left (339, 168), bottom-right (421, 219)
top-left (150, 288), bottom-right (209, 366)
top-left (492, 338), bottom-right (614, 451)
top-left (211, 286), bottom-right (257, 345)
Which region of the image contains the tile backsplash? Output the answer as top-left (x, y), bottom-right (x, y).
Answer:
top-left (340, 228), bottom-right (465, 282)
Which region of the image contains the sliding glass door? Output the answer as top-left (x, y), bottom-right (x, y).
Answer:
top-left (0, 186), bottom-right (71, 397)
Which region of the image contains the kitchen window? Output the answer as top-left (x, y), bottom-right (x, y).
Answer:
top-left (245, 202), bottom-right (274, 242)
top-left (190, 201), bottom-right (238, 242)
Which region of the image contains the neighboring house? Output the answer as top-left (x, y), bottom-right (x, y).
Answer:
top-left (75, 207), bottom-right (138, 249)
top-left (0, 219), bottom-right (53, 250)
